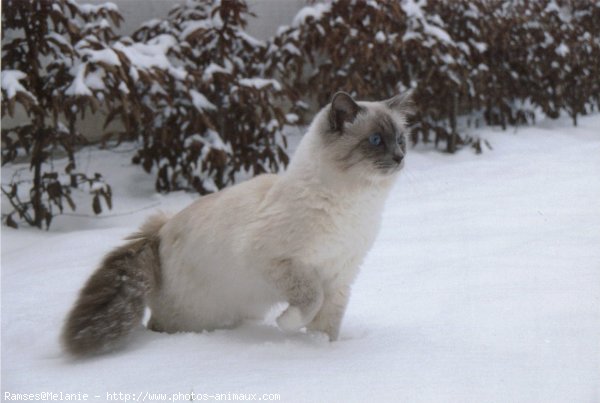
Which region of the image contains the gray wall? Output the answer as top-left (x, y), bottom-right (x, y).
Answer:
top-left (89, 0), bottom-right (305, 40)
top-left (246, 0), bottom-right (306, 39)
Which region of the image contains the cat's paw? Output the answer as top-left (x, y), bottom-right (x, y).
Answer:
top-left (305, 329), bottom-right (330, 342)
top-left (307, 318), bottom-right (339, 341)
top-left (276, 306), bottom-right (304, 333)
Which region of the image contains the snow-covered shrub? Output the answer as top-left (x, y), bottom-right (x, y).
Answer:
top-left (127, 0), bottom-right (294, 194)
top-left (531, 1), bottom-right (600, 126)
top-left (267, 1), bottom-right (405, 109)
top-left (1, 0), bottom-right (121, 228)
top-left (269, 0), bottom-right (600, 152)
top-left (466, 1), bottom-right (598, 129)
top-left (267, 0), bottom-right (487, 152)
top-left (2, 0), bottom-right (295, 229)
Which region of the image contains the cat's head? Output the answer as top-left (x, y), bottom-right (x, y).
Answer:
top-left (316, 91), bottom-right (414, 181)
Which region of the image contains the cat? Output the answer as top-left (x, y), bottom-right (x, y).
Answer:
top-left (62, 91), bottom-right (413, 356)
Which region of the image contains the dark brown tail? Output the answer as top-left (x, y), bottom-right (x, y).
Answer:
top-left (62, 214), bottom-right (167, 356)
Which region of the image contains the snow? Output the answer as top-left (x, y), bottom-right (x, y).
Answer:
top-left (181, 19), bottom-right (212, 39)
top-left (2, 114), bottom-right (600, 402)
top-left (90, 18), bottom-right (111, 30)
top-left (202, 62), bottom-right (231, 81)
top-left (84, 48), bottom-right (121, 66)
top-left (46, 32), bottom-right (73, 51)
top-left (401, 0), bottom-right (426, 19)
top-left (182, 130), bottom-right (232, 158)
top-left (113, 35), bottom-right (186, 81)
top-left (84, 69), bottom-right (106, 91)
top-left (201, 176), bottom-right (219, 194)
top-left (282, 43), bottom-right (301, 56)
top-left (285, 113), bottom-right (299, 124)
top-left (440, 53), bottom-right (455, 65)
top-left (423, 23), bottom-right (454, 46)
top-left (189, 89), bottom-right (216, 111)
top-left (555, 43), bottom-right (569, 56)
top-left (292, 3), bottom-right (330, 27)
top-left (238, 31), bottom-right (264, 48)
top-left (265, 119), bottom-right (279, 132)
top-left (469, 40), bottom-right (487, 53)
top-left (128, 66), bottom-right (139, 81)
top-left (76, 2), bottom-right (118, 15)
top-left (238, 78), bottom-right (282, 91)
top-left (457, 42), bottom-right (470, 55)
top-left (118, 81), bottom-right (129, 94)
top-left (1, 70), bottom-right (33, 100)
top-left (402, 31), bottom-right (422, 42)
top-left (204, 129), bottom-right (230, 153)
top-left (65, 64), bottom-right (93, 96)
top-left (210, 6), bottom-right (224, 29)
top-left (400, 0), bottom-right (455, 48)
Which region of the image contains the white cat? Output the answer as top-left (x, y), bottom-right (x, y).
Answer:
top-left (62, 91), bottom-right (413, 356)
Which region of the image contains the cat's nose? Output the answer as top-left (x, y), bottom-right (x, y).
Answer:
top-left (392, 152), bottom-right (404, 164)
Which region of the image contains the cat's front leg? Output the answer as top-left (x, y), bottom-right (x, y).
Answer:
top-left (268, 259), bottom-right (324, 333)
top-left (307, 285), bottom-right (350, 341)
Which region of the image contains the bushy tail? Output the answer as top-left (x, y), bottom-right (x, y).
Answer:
top-left (62, 213), bottom-right (167, 356)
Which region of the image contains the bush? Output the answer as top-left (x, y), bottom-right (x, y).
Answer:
top-left (4, 0), bottom-right (598, 229)
top-left (269, 0), bottom-right (600, 152)
top-left (2, 0), bottom-right (295, 228)
top-left (1, 0), bottom-right (120, 228)
top-left (127, 0), bottom-right (295, 194)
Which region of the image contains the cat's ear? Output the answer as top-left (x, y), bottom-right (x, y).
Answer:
top-left (329, 92), bottom-right (362, 132)
top-left (385, 90), bottom-right (415, 116)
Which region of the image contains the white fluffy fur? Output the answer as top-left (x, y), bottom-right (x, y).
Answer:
top-left (148, 101), bottom-right (405, 340)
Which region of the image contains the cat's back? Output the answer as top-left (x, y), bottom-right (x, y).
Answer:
top-left (150, 174), bottom-right (280, 331)
top-left (160, 173), bottom-right (278, 255)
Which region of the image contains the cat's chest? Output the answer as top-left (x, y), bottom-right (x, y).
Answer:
top-left (303, 197), bottom-right (383, 275)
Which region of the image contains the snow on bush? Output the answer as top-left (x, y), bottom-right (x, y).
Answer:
top-left (268, 0), bottom-right (600, 152)
top-left (1, 0), bottom-right (121, 228)
top-left (1, 0), bottom-right (294, 228)
top-left (3, 0), bottom-right (598, 229)
top-left (128, 0), bottom-right (294, 194)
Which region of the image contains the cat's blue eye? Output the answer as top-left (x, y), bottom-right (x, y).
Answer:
top-left (369, 133), bottom-right (382, 146)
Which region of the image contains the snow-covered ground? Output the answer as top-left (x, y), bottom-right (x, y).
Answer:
top-left (2, 114), bottom-right (599, 402)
